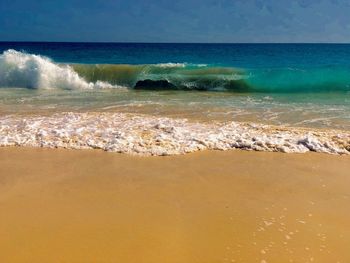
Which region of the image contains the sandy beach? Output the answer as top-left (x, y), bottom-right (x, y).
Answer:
top-left (0, 147), bottom-right (349, 263)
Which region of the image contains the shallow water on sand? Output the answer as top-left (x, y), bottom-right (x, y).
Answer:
top-left (0, 88), bottom-right (349, 130)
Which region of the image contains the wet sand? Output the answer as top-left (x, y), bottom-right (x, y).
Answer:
top-left (0, 147), bottom-right (349, 263)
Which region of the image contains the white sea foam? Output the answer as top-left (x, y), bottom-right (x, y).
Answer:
top-left (154, 63), bottom-right (208, 68)
top-left (0, 112), bottom-right (348, 155)
top-left (0, 49), bottom-right (125, 90)
top-left (155, 63), bottom-right (186, 68)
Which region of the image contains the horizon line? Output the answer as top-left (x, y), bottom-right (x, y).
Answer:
top-left (1, 41), bottom-right (350, 45)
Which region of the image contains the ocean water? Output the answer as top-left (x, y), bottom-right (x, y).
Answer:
top-left (0, 42), bottom-right (349, 155)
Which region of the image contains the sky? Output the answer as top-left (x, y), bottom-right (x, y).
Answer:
top-left (1, 0), bottom-right (350, 43)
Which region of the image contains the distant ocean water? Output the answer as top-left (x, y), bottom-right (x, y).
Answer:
top-left (0, 42), bottom-right (349, 155)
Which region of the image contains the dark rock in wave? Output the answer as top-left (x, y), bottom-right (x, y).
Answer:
top-left (134, 79), bottom-right (177, 90)
top-left (134, 78), bottom-right (251, 92)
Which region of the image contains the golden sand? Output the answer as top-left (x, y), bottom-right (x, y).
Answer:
top-left (0, 148), bottom-right (349, 262)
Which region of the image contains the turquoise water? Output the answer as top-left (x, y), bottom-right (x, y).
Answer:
top-left (0, 43), bottom-right (349, 129)
top-left (2, 42), bottom-right (350, 92)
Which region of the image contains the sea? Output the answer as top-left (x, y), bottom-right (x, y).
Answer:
top-left (0, 42), bottom-right (349, 155)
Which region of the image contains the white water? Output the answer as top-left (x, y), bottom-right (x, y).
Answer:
top-left (0, 112), bottom-right (348, 155)
top-left (155, 63), bottom-right (186, 68)
top-left (0, 49), bottom-right (125, 90)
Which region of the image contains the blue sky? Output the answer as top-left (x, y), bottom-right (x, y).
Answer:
top-left (1, 0), bottom-right (350, 42)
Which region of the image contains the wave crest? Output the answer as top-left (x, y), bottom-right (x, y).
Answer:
top-left (0, 49), bottom-right (124, 89)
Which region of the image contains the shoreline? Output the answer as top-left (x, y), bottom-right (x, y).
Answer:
top-left (0, 111), bottom-right (349, 155)
top-left (1, 147), bottom-right (350, 262)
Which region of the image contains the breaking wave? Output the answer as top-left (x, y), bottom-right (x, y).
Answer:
top-left (0, 49), bottom-right (125, 89)
top-left (1, 49), bottom-right (350, 92)
top-left (71, 61), bottom-right (247, 91)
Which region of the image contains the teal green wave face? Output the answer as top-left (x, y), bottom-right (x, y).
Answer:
top-left (72, 63), bottom-right (350, 93)
top-left (72, 64), bottom-right (249, 91)
top-left (71, 64), bottom-right (145, 87)
top-left (247, 67), bottom-right (350, 92)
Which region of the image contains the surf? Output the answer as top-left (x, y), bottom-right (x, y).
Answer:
top-left (0, 49), bottom-right (124, 90)
top-left (1, 49), bottom-right (350, 93)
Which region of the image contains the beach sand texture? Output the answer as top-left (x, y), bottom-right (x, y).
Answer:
top-left (0, 148), bottom-right (349, 262)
